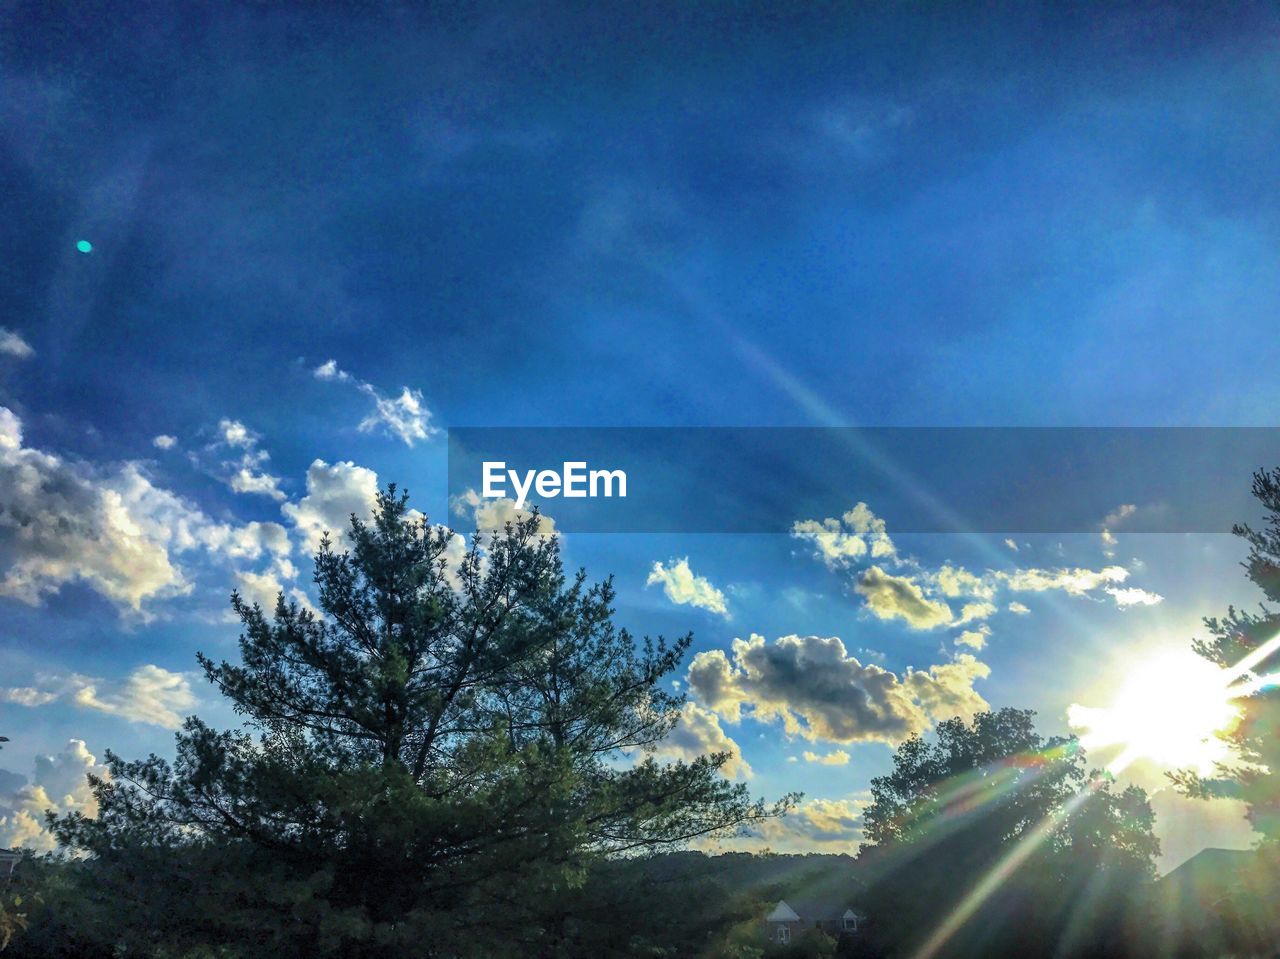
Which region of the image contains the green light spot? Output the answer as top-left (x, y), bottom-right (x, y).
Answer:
top-left (76, 240), bottom-right (93, 253)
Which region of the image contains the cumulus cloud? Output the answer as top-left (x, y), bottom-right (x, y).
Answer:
top-left (212, 419), bottom-right (285, 501)
top-left (955, 625), bottom-right (991, 650)
top-left (152, 434), bottom-right (177, 450)
top-left (282, 458), bottom-right (381, 551)
top-left (653, 701), bottom-right (751, 779)
top-left (731, 795), bottom-right (866, 853)
top-left (687, 633), bottom-right (989, 745)
top-left (314, 360), bottom-right (437, 447)
top-left (450, 488), bottom-right (557, 540)
top-left (792, 502), bottom-right (895, 569)
top-left (3, 665), bottom-right (196, 728)
top-left (802, 749), bottom-right (851, 766)
top-left (233, 568), bottom-right (319, 616)
top-left (792, 504), bottom-right (1163, 632)
top-left (646, 558), bottom-right (728, 616)
top-left (0, 328), bottom-right (34, 359)
top-left (0, 406), bottom-right (291, 613)
top-left (1106, 586), bottom-right (1164, 608)
top-left (855, 566), bottom-right (953, 629)
top-left (0, 739), bottom-right (105, 852)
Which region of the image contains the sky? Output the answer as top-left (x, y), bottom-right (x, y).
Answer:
top-left (2, 1), bottom-right (1280, 871)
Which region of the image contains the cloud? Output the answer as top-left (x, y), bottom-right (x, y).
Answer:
top-left (0, 739), bottom-right (105, 852)
top-left (954, 600), bottom-right (997, 626)
top-left (0, 406), bottom-right (288, 613)
top-left (646, 558), bottom-right (729, 617)
top-left (450, 488), bottom-right (557, 539)
top-left (0, 328), bottom-right (34, 359)
top-left (792, 502), bottom-right (895, 569)
top-left (212, 419), bottom-right (284, 501)
top-left (217, 418), bottom-right (255, 449)
top-left (152, 434), bottom-right (177, 450)
top-left (314, 360), bottom-right (438, 447)
top-left (997, 565), bottom-right (1130, 596)
top-left (357, 384), bottom-right (435, 446)
top-left (233, 568), bottom-right (318, 616)
top-left (313, 359), bottom-right (350, 382)
top-left (282, 458), bottom-right (381, 551)
top-left (730, 795), bottom-right (866, 853)
top-left (3, 665), bottom-right (196, 729)
top-left (653, 702), bottom-right (751, 779)
top-left (855, 566), bottom-right (953, 629)
top-left (955, 625), bottom-right (991, 650)
top-left (932, 564), bottom-right (996, 600)
top-left (1008, 601), bottom-right (1030, 615)
top-left (687, 633), bottom-right (989, 745)
top-left (1105, 586), bottom-right (1164, 608)
top-left (802, 749), bottom-right (851, 766)
top-left (793, 503), bottom-right (1160, 630)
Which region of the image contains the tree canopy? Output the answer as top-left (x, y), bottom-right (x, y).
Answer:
top-left (857, 708), bottom-right (1158, 959)
top-left (1176, 467), bottom-right (1280, 839)
top-left (50, 488), bottom-right (789, 958)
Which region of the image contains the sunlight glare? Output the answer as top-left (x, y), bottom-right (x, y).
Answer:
top-left (1069, 650), bottom-right (1240, 772)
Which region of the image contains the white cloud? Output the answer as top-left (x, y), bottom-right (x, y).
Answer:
top-left (802, 749), bottom-right (851, 766)
top-left (314, 360), bottom-right (437, 447)
top-left (998, 565), bottom-right (1130, 596)
top-left (792, 502), bottom-right (895, 569)
top-left (0, 739), bottom-right (105, 852)
top-left (955, 625), bottom-right (991, 650)
top-left (152, 434), bottom-right (177, 450)
top-left (653, 701), bottom-right (751, 779)
top-left (1008, 601), bottom-right (1031, 615)
top-left (687, 633), bottom-right (989, 745)
top-left (313, 359), bottom-right (350, 382)
top-left (855, 566), bottom-right (953, 629)
top-left (729, 795), bottom-right (866, 853)
top-left (3, 665), bottom-right (196, 729)
top-left (358, 384), bottom-right (435, 447)
top-left (1106, 586), bottom-right (1164, 608)
top-left (0, 328), bottom-right (34, 360)
top-left (212, 419), bottom-right (284, 501)
top-left (646, 558), bottom-right (729, 617)
top-left (282, 458), bottom-right (381, 551)
top-left (450, 487), bottom-right (557, 539)
top-left (1004, 538), bottom-right (1019, 552)
top-left (217, 418), bottom-right (255, 449)
top-left (0, 406), bottom-right (295, 616)
top-left (233, 568), bottom-right (318, 616)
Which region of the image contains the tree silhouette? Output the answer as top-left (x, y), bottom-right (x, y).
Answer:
top-left (858, 708), bottom-right (1157, 958)
top-left (53, 488), bottom-right (789, 958)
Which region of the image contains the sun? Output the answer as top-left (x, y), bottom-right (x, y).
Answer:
top-left (1069, 650), bottom-right (1242, 774)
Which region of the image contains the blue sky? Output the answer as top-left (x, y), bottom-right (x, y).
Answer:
top-left (2, 2), bottom-right (1279, 868)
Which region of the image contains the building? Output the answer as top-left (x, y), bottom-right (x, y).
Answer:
top-left (765, 897), bottom-right (865, 945)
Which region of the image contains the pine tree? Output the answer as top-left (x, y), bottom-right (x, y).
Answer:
top-left (1174, 467), bottom-right (1280, 840)
top-left (54, 488), bottom-right (787, 958)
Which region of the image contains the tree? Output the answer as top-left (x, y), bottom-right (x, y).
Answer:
top-left (1175, 466), bottom-right (1280, 839)
top-left (857, 708), bottom-right (1158, 958)
top-left (53, 489), bottom-right (789, 958)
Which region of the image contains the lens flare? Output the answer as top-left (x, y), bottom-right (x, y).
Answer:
top-left (1068, 650), bottom-right (1240, 772)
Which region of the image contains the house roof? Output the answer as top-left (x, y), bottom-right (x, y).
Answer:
top-left (768, 897), bottom-right (861, 922)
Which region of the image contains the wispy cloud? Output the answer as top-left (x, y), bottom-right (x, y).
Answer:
top-left (313, 359), bottom-right (438, 446)
top-left (0, 328), bottom-right (34, 359)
